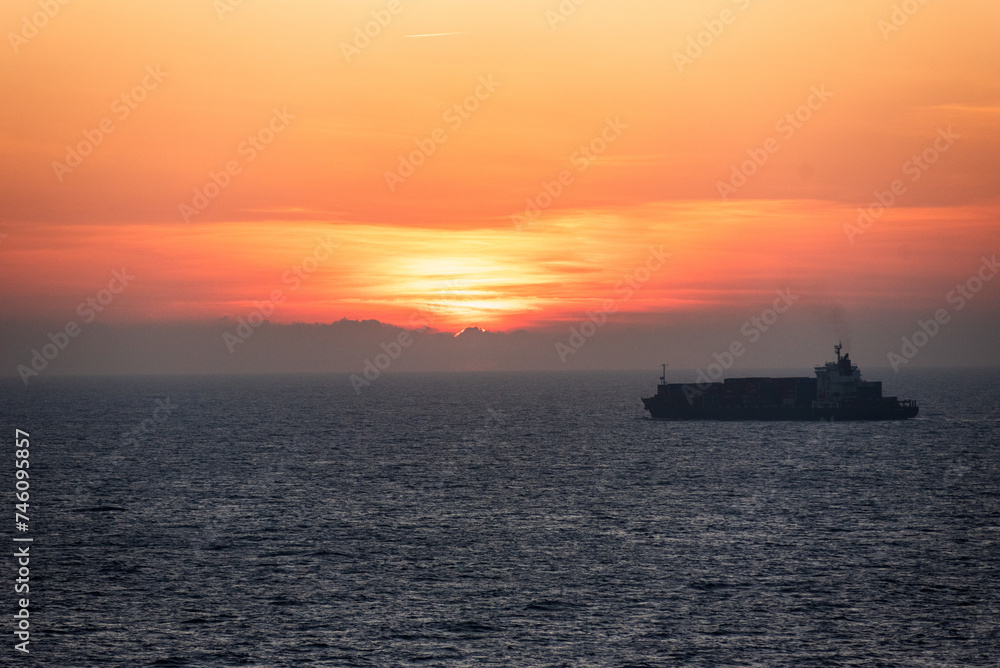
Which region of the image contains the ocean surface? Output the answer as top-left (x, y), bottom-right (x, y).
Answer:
top-left (3, 368), bottom-right (999, 667)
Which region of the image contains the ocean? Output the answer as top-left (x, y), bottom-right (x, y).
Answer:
top-left (3, 368), bottom-right (999, 666)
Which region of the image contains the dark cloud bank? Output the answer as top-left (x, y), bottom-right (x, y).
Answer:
top-left (2, 311), bottom-right (998, 385)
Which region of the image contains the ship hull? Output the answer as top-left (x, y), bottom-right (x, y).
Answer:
top-left (641, 397), bottom-right (919, 421)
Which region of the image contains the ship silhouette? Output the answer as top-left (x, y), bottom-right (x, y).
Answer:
top-left (642, 343), bottom-right (919, 421)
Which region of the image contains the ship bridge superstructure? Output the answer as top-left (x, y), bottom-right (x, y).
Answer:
top-left (814, 342), bottom-right (863, 402)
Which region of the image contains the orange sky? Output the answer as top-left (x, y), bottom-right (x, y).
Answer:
top-left (1, 0), bottom-right (998, 332)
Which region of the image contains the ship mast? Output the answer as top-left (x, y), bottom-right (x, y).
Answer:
top-left (660, 363), bottom-right (667, 384)
top-left (835, 341), bottom-right (842, 363)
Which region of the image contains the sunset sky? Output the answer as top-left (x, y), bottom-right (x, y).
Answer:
top-left (1, 0), bottom-right (998, 366)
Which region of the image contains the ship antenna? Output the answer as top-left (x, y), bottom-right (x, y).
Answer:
top-left (660, 363), bottom-right (667, 384)
top-left (835, 341), bottom-right (842, 363)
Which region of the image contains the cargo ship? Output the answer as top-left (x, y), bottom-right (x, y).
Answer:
top-left (642, 343), bottom-right (919, 421)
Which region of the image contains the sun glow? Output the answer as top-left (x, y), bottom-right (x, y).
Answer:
top-left (3, 198), bottom-right (998, 331)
